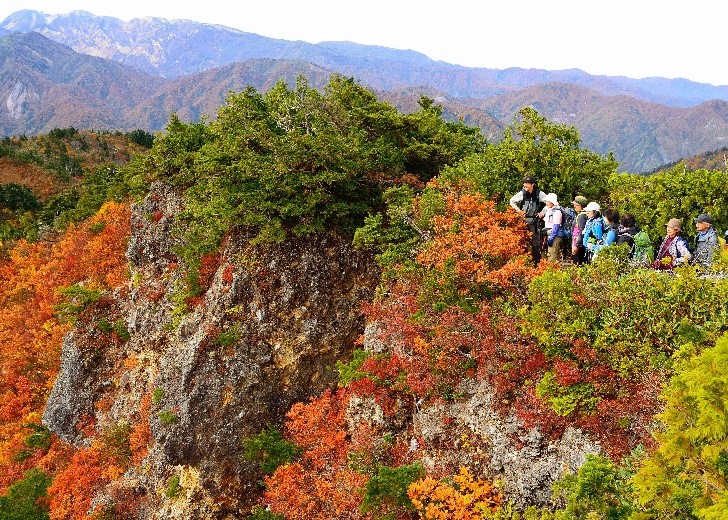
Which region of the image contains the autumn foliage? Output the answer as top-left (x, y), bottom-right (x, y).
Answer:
top-left (416, 192), bottom-right (534, 294)
top-left (262, 389), bottom-right (368, 520)
top-left (0, 202), bottom-right (130, 504)
top-left (408, 467), bottom-right (502, 520)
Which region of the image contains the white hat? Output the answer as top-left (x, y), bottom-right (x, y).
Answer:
top-left (584, 202), bottom-right (601, 212)
top-left (545, 193), bottom-right (558, 205)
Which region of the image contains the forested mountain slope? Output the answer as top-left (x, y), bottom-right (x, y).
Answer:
top-left (3, 23), bottom-right (728, 172)
top-left (0, 32), bottom-right (165, 135)
top-left (4, 9), bottom-right (728, 107)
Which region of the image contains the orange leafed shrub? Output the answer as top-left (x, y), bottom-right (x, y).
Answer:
top-left (263, 389), bottom-right (368, 520)
top-left (408, 467), bottom-right (502, 520)
top-left (129, 394), bottom-right (152, 465)
top-left (46, 441), bottom-right (124, 520)
top-left (416, 193), bottom-right (537, 293)
top-left (0, 202), bottom-right (131, 492)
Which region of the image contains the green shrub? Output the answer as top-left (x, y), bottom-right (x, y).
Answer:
top-left (54, 284), bottom-right (102, 323)
top-left (550, 453), bottom-right (635, 519)
top-left (336, 349), bottom-right (372, 386)
top-left (157, 410), bottom-right (178, 425)
top-left (0, 183), bottom-right (40, 211)
top-left (214, 324), bottom-right (242, 347)
top-left (0, 468), bottom-right (52, 520)
top-left (242, 424), bottom-right (302, 474)
top-left (248, 506), bottom-right (284, 520)
top-left (632, 333), bottom-right (728, 518)
top-left (113, 319), bottom-right (130, 341)
top-left (13, 423), bottom-right (52, 462)
top-left (97, 318), bottom-right (114, 333)
top-left (360, 462), bottom-right (425, 517)
top-left (126, 129), bottom-right (154, 149)
top-left (164, 475), bottom-right (182, 498)
top-left (152, 388), bottom-right (165, 404)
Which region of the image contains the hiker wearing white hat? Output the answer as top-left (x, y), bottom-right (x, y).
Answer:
top-left (581, 202), bottom-right (603, 262)
top-left (543, 193), bottom-right (563, 262)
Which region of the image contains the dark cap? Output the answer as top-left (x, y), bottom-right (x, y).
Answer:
top-left (694, 213), bottom-right (713, 224)
top-left (522, 175), bottom-right (537, 184)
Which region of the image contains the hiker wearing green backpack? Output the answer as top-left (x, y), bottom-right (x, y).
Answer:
top-left (617, 213), bottom-right (654, 265)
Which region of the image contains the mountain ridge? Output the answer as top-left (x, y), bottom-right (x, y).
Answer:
top-left (5, 9), bottom-right (728, 107)
top-left (2, 11), bottom-right (728, 172)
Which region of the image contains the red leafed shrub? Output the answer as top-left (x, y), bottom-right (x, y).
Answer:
top-left (262, 389), bottom-right (368, 520)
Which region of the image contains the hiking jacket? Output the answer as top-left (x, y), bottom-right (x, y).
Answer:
top-left (692, 226), bottom-right (719, 267)
top-left (544, 205), bottom-right (563, 239)
top-left (509, 188), bottom-right (547, 224)
top-left (572, 211), bottom-right (588, 249)
top-left (655, 235), bottom-right (692, 268)
top-left (602, 222), bottom-right (619, 246)
top-left (616, 226), bottom-right (640, 249)
top-left (583, 216), bottom-right (604, 252)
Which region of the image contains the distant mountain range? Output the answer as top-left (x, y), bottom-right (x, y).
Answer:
top-left (2, 9), bottom-right (728, 172)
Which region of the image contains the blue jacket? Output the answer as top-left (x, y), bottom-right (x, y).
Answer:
top-left (602, 223), bottom-right (619, 246)
top-left (583, 216), bottom-right (604, 251)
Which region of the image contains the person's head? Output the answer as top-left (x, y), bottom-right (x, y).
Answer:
top-left (545, 192), bottom-right (558, 207)
top-left (666, 218), bottom-right (682, 237)
top-left (620, 213), bottom-right (636, 228)
top-left (522, 175), bottom-right (537, 193)
top-left (572, 195), bottom-right (588, 211)
top-left (584, 201), bottom-right (600, 218)
top-left (603, 208), bottom-right (620, 225)
top-left (694, 213), bottom-right (713, 233)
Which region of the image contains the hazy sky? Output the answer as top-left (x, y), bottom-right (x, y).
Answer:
top-left (1, 1), bottom-right (725, 86)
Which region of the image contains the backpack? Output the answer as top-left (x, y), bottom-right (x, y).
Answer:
top-left (631, 230), bottom-right (655, 263)
top-left (558, 207), bottom-right (577, 239)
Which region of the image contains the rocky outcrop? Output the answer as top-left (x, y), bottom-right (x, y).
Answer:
top-left (43, 182), bottom-right (380, 518)
top-left (411, 380), bottom-right (600, 507)
top-left (352, 323), bottom-right (602, 508)
top-left (42, 180), bottom-right (600, 517)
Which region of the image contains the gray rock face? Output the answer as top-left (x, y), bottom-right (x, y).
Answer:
top-left (413, 379), bottom-right (601, 507)
top-left (43, 183), bottom-right (380, 518)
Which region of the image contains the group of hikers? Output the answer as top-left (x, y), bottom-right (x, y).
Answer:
top-left (510, 175), bottom-right (726, 269)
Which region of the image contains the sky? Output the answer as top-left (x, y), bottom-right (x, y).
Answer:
top-left (1, 1), bottom-right (726, 86)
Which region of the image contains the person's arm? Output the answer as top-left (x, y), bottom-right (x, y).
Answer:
top-left (593, 221), bottom-right (604, 241)
top-left (708, 229), bottom-right (719, 249)
top-left (509, 191), bottom-right (523, 211)
top-left (676, 238), bottom-right (692, 265)
top-left (582, 222), bottom-right (592, 249)
top-left (573, 214), bottom-right (587, 251)
top-left (536, 191), bottom-right (548, 217)
top-left (547, 209), bottom-right (563, 245)
top-left (604, 229), bottom-right (617, 246)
